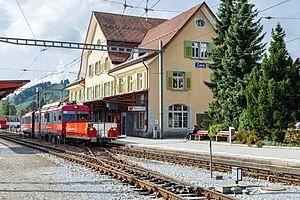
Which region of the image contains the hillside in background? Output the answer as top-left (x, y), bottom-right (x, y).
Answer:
top-left (10, 79), bottom-right (70, 115)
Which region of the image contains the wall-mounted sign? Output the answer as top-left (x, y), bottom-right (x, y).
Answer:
top-left (128, 106), bottom-right (146, 112)
top-left (195, 62), bottom-right (207, 68)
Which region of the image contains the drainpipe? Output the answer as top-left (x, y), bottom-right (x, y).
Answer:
top-left (107, 72), bottom-right (117, 96)
top-left (142, 60), bottom-right (149, 137)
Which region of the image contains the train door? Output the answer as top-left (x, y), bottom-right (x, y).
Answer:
top-left (121, 112), bottom-right (134, 136)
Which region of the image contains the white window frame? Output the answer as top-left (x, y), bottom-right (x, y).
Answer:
top-left (95, 85), bottom-right (100, 98)
top-left (138, 112), bottom-right (144, 129)
top-left (104, 82), bottom-right (110, 97)
top-left (95, 61), bottom-right (100, 75)
top-left (168, 104), bottom-right (189, 129)
top-left (172, 71), bottom-right (185, 90)
top-left (128, 75), bottom-right (133, 92)
top-left (119, 78), bottom-right (124, 93)
top-left (191, 41), bottom-right (210, 59)
top-left (137, 73), bottom-right (143, 90)
top-left (194, 18), bottom-right (206, 28)
top-left (87, 87), bottom-right (93, 100)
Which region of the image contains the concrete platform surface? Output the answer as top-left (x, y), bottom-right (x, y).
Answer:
top-left (115, 137), bottom-right (300, 168)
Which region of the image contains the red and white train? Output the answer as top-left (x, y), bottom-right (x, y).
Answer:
top-left (0, 119), bottom-right (9, 129)
top-left (22, 102), bottom-right (98, 143)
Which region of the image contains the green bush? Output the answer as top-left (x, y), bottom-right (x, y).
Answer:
top-left (233, 130), bottom-right (249, 144)
top-left (255, 140), bottom-right (264, 148)
top-left (233, 130), bottom-right (260, 146)
top-left (200, 118), bottom-right (211, 130)
top-left (285, 129), bottom-right (300, 145)
top-left (209, 124), bottom-right (226, 138)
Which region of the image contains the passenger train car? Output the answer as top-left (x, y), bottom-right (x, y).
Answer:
top-left (22, 102), bottom-right (97, 143)
top-left (0, 119), bottom-right (9, 129)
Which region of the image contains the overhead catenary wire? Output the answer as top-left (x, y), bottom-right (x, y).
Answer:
top-left (15, 0), bottom-right (50, 78)
top-left (12, 0), bottom-right (294, 87)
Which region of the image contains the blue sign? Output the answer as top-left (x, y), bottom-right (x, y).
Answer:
top-left (195, 62), bottom-right (207, 68)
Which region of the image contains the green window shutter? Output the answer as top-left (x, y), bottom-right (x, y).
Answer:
top-left (185, 72), bottom-right (192, 90)
top-left (184, 41), bottom-right (192, 58)
top-left (166, 71), bottom-right (173, 90)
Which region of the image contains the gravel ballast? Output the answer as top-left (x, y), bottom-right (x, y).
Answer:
top-left (119, 155), bottom-right (300, 200)
top-left (0, 139), bottom-right (154, 200)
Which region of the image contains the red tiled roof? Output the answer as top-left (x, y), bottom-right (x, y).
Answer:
top-left (139, 3), bottom-right (203, 50)
top-left (93, 12), bottom-right (166, 44)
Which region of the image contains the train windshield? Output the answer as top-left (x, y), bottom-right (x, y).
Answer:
top-left (77, 111), bottom-right (89, 121)
top-left (62, 111), bottom-right (76, 121)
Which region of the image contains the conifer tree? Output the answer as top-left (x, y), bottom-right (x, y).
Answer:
top-left (206, 0), bottom-right (235, 124)
top-left (244, 24), bottom-right (300, 142)
top-left (218, 0), bottom-right (265, 128)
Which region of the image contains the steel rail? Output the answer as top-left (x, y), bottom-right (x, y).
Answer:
top-left (0, 135), bottom-right (233, 200)
top-left (109, 146), bottom-right (300, 185)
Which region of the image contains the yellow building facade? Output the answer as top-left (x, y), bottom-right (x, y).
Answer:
top-left (65, 2), bottom-right (217, 138)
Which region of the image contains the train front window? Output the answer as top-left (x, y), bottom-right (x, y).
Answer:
top-left (62, 111), bottom-right (76, 121)
top-left (77, 112), bottom-right (89, 121)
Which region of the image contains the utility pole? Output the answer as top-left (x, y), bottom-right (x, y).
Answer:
top-left (209, 138), bottom-right (213, 178)
top-left (159, 40), bottom-right (164, 139)
top-left (36, 87), bottom-right (41, 140)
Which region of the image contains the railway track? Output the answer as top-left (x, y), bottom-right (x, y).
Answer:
top-left (108, 146), bottom-right (300, 186)
top-left (0, 135), bottom-right (233, 200)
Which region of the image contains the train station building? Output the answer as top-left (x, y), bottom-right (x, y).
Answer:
top-left (65, 2), bottom-right (217, 138)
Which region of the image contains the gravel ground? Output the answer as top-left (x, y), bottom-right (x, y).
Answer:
top-left (119, 155), bottom-right (300, 200)
top-left (0, 139), bottom-right (155, 200)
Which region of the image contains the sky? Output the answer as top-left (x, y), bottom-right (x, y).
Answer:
top-left (0, 0), bottom-right (299, 90)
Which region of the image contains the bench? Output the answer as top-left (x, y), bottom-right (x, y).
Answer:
top-left (216, 131), bottom-right (230, 142)
top-left (194, 130), bottom-right (208, 140)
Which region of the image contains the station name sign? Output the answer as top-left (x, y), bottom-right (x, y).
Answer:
top-left (195, 62), bottom-right (207, 68)
top-left (128, 106), bottom-right (146, 111)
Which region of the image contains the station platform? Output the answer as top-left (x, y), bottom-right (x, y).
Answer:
top-left (114, 137), bottom-right (300, 168)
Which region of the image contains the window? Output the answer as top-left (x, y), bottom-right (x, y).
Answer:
top-left (195, 18), bottom-right (206, 28)
top-left (104, 57), bottom-right (110, 71)
top-left (79, 90), bottom-right (82, 101)
top-left (95, 61), bottom-right (100, 75)
top-left (97, 39), bottom-right (101, 45)
top-left (77, 111), bottom-right (89, 121)
top-left (74, 91), bottom-right (78, 101)
top-left (200, 42), bottom-right (209, 58)
top-left (192, 42), bottom-right (199, 58)
top-left (137, 73), bottom-right (143, 90)
top-left (168, 104), bottom-right (188, 129)
top-left (62, 111), bottom-right (76, 121)
top-left (95, 85), bottom-right (100, 98)
top-left (128, 75), bottom-right (133, 92)
top-left (87, 87), bottom-right (93, 100)
top-left (138, 112), bottom-right (144, 129)
top-left (191, 42), bottom-right (210, 59)
top-left (172, 72), bottom-right (185, 90)
top-left (104, 82), bottom-right (110, 97)
top-left (119, 78), bottom-right (124, 93)
top-left (88, 64), bottom-right (93, 77)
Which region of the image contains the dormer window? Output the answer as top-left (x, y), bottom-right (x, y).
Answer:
top-left (195, 18), bottom-right (206, 28)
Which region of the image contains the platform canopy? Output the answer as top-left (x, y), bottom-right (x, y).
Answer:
top-left (0, 80), bottom-right (30, 99)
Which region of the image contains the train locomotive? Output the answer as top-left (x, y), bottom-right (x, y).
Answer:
top-left (21, 102), bottom-right (98, 143)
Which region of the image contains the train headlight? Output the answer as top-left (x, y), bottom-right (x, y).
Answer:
top-left (89, 128), bottom-right (94, 131)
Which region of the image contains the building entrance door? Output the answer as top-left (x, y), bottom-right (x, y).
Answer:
top-left (121, 112), bottom-right (134, 136)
